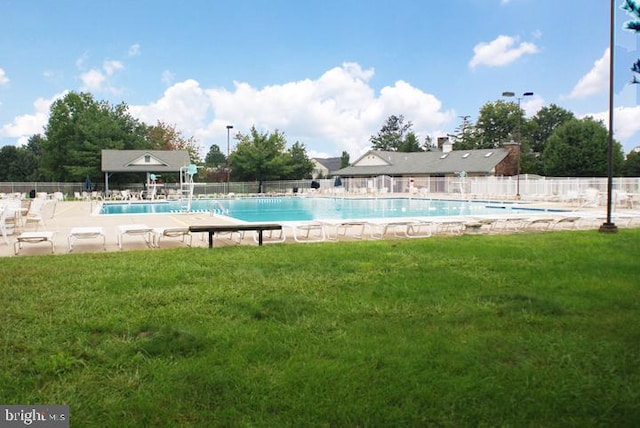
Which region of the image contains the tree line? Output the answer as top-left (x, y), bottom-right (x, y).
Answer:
top-left (1, 91), bottom-right (639, 184)
top-left (0, 92), bottom-right (317, 185)
top-left (369, 105), bottom-right (640, 177)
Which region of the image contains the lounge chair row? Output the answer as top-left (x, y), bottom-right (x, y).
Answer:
top-left (11, 224), bottom-right (194, 255)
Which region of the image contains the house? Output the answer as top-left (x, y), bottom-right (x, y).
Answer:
top-left (334, 145), bottom-right (519, 179)
top-left (312, 157), bottom-right (343, 178)
top-left (101, 149), bottom-right (191, 193)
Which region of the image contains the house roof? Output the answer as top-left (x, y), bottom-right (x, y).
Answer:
top-left (313, 157), bottom-right (342, 173)
top-left (334, 149), bottom-right (510, 176)
top-left (101, 150), bottom-right (191, 172)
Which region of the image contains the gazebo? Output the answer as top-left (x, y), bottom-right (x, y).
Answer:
top-left (100, 149), bottom-right (191, 194)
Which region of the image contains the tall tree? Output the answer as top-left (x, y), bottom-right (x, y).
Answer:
top-left (398, 131), bottom-right (423, 152)
top-left (284, 141), bottom-right (315, 179)
top-left (204, 144), bottom-right (226, 167)
top-left (542, 117), bottom-right (625, 177)
top-left (40, 92), bottom-right (148, 181)
top-left (231, 127), bottom-right (288, 182)
top-left (529, 104), bottom-right (575, 154)
top-left (447, 115), bottom-right (475, 150)
top-left (147, 120), bottom-right (202, 163)
top-left (622, 150), bottom-right (640, 176)
top-left (340, 151), bottom-right (350, 168)
top-left (473, 100), bottom-right (522, 149)
top-left (370, 115), bottom-right (413, 151)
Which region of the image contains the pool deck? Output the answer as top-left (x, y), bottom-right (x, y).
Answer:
top-left (1, 197), bottom-right (639, 257)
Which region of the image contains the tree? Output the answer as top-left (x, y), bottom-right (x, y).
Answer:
top-left (204, 144), bottom-right (226, 167)
top-left (529, 104), bottom-right (575, 154)
top-left (230, 127), bottom-right (289, 182)
top-left (340, 151), bottom-right (350, 168)
top-left (517, 104), bottom-right (575, 175)
top-left (147, 120), bottom-right (202, 163)
top-left (472, 100), bottom-right (522, 149)
top-left (0, 136), bottom-right (45, 181)
top-left (622, 0), bottom-right (640, 83)
top-left (284, 141), bottom-right (314, 179)
top-left (542, 118), bottom-right (625, 177)
top-left (622, 150), bottom-right (640, 176)
top-left (0, 145), bottom-right (20, 181)
top-left (370, 115), bottom-right (413, 151)
top-left (447, 115), bottom-right (475, 150)
top-left (397, 132), bottom-right (423, 152)
top-left (40, 92), bottom-right (149, 182)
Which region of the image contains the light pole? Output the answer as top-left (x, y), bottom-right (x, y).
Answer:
top-left (600, 0), bottom-right (618, 233)
top-left (502, 91), bottom-right (533, 199)
top-left (226, 125), bottom-right (233, 186)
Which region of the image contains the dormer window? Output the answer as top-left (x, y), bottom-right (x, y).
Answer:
top-left (145, 155), bottom-right (151, 163)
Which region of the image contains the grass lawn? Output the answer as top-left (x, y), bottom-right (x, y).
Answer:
top-left (1, 229), bottom-right (639, 426)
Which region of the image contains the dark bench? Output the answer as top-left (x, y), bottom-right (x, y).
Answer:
top-left (189, 224), bottom-right (283, 247)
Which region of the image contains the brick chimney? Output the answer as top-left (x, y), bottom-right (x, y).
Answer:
top-left (495, 142), bottom-right (520, 176)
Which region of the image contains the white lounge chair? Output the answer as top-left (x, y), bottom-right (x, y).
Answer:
top-left (524, 217), bottom-right (556, 232)
top-left (368, 219), bottom-right (433, 239)
top-left (289, 222), bottom-right (327, 243)
top-left (14, 231), bottom-right (55, 255)
top-left (552, 216), bottom-right (582, 230)
top-left (23, 198), bottom-right (57, 230)
top-left (320, 220), bottom-right (367, 240)
top-left (153, 227), bottom-right (192, 248)
top-left (68, 227), bottom-right (106, 252)
top-left (0, 206), bottom-right (9, 245)
top-left (116, 224), bottom-right (153, 249)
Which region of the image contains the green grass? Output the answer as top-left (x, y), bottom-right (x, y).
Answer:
top-left (1, 230), bottom-right (639, 427)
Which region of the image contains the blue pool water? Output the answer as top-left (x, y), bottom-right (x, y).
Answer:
top-left (99, 197), bottom-right (540, 222)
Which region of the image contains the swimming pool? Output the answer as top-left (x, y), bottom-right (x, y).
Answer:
top-left (99, 197), bottom-right (545, 222)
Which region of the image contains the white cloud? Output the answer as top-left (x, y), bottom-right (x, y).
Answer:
top-left (80, 69), bottom-right (106, 91)
top-left (0, 92), bottom-right (66, 144)
top-left (586, 105), bottom-right (640, 145)
top-left (130, 79), bottom-right (210, 135)
top-left (469, 35), bottom-right (539, 69)
top-left (103, 60), bottom-right (123, 76)
top-left (128, 43), bottom-right (141, 57)
top-left (568, 48), bottom-right (608, 99)
top-left (79, 61), bottom-right (124, 94)
top-left (129, 62), bottom-right (455, 157)
top-left (161, 70), bottom-right (175, 86)
top-left (2, 63), bottom-right (457, 157)
top-left (0, 68), bottom-right (9, 85)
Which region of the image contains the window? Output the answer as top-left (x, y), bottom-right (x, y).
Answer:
top-left (440, 153), bottom-right (448, 159)
top-left (145, 155), bottom-right (151, 163)
top-left (484, 152), bottom-right (493, 158)
top-left (462, 153), bottom-right (470, 158)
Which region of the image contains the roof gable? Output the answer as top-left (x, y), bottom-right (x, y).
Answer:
top-left (126, 153), bottom-right (170, 168)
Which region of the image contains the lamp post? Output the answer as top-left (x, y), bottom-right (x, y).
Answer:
top-left (502, 91), bottom-right (533, 199)
top-left (600, 0), bottom-right (618, 233)
top-left (226, 125), bottom-right (233, 186)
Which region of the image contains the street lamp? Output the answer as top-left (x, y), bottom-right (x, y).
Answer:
top-left (502, 91), bottom-right (533, 199)
top-left (600, 0), bottom-right (617, 233)
top-left (226, 125), bottom-right (233, 185)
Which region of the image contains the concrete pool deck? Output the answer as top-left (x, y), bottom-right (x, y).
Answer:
top-left (1, 197), bottom-right (639, 257)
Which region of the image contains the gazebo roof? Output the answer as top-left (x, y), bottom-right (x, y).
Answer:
top-left (101, 150), bottom-right (191, 173)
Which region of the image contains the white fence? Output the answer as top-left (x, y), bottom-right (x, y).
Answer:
top-left (1, 175), bottom-right (639, 202)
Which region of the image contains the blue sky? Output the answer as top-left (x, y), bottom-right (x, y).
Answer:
top-left (1, 0), bottom-right (639, 159)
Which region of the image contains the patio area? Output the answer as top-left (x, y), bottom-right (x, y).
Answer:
top-left (1, 197), bottom-right (639, 257)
